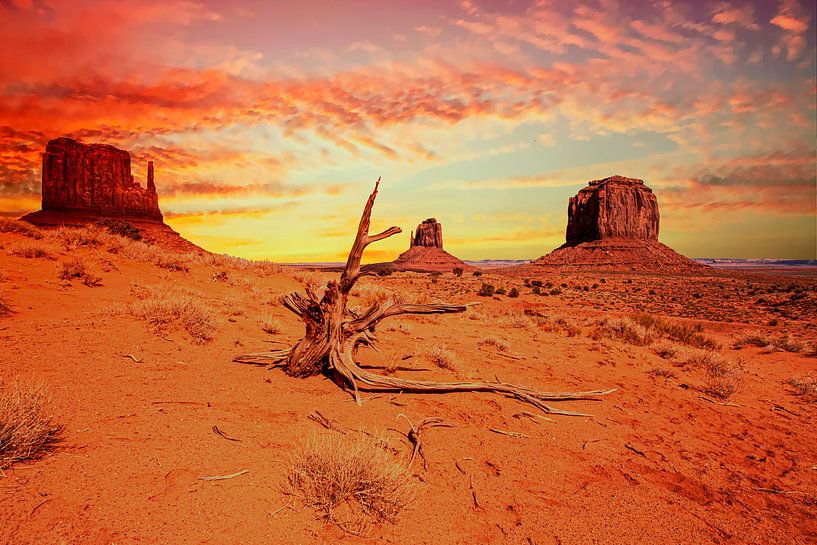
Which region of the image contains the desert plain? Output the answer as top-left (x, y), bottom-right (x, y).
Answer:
top-left (0, 216), bottom-right (815, 545)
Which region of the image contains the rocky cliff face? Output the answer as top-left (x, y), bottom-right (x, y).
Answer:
top-left (411, 218), bottom-right (443, 248)
top-left (565, 175), bottom-right (658, 246)
top-left (41, 137), bottom-right (162, 220)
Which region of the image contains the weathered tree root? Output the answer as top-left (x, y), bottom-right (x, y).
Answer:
top-left (234, 179), bottom-right (616, 415)
top-left (395, 414), bottom-right (453, 471)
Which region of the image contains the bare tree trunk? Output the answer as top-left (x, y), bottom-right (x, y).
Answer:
top-left (235, 179), bottom-right (615, 415)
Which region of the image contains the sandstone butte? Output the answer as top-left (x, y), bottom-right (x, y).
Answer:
top-left (364, 218), bottom-right (473, 273)
top-left (522, 175), bottom-right (706, 273)
top-left (21, 137), bottom-right (202, 253)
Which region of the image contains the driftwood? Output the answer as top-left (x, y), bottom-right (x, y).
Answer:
top-left (235, 179), bottom-right (615, 414)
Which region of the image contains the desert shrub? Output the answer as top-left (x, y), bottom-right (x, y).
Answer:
top-left (495, 287), bottom-right (506, 295)
top-left (7, 240), bottom-right (54, 259)
top-left (152, 253), bottom-right (189, 272)
top-left (477, 283), bottom-right (494, 297)
top-left (498, 310), bottom-right (536, 329)
top-left (353, 283), bottom-right (405, 307)
top-left (51, 225), bottom-right (108, 250)
top-left (377, 267), bottom-right (394, 277)
top-left (531, 280), bottom-right (543, 287)
top-left (0, 379), bottom-right (63, 469)
top-left (429, 271), bottom-right (442, 278)
top-left (472, 270), bottom-right (483, 277)
top-left (685, 351), bottom-right (744, 399)
top-left (531, 286), bottom-right (541, 295)
top-left (653, 343), bottom-right (678, 360)
top-left (786, 375), bottom-right (817, 402)
top-left (732, 332), bottom-right (771, 349)
top-left (479, 336), bottom-right (509, 352)
top-left (508, 287), bottom-right (519, 298)
top-left (452, 267), bottom-right (463, 277)
top-left (126, 284), bottom-right (217, 343)
top-left (648, 368), bottom-right (677, 380)
top-left (286, 434), bottom-right (413, 528)
top-left (94, 218), bottom-right (141, 240)
top-left (420, 345), bottom-right (457, 370)
top-left (549, 288), bottom-right (562, 295)
top-left (260, 312), bottom-right (281, 334)
top-left (59, 257), bottom-right (102, 287)
top-left (770, 336), bottom-right (804, 353)
top-left (630, 314), bottom-right (719, 350)
top-left (592, 318), bottom-right (654, 346)
top-left (0, 218), bottom-right (42, 239)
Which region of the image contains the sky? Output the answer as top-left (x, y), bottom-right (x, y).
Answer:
top-left (0, 0), bottom-right (815, 262)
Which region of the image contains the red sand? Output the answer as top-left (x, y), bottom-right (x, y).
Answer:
top-left (1, 229), bottom-right (816, 544)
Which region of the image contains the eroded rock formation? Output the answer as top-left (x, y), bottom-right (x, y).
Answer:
top-left (364, 217), bottom-right (472, 273)
top-left (519, 175), bottom-right (705, 273)
top-left (22, 138), bottom-right (203, 254)
top-left (40, 137), bottom-right (162, 220)
top-left (565, 175), bottom-right (658, 245)
top-left (411, 218), bottom-right (444, 248)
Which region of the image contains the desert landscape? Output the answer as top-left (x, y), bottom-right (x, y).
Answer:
top-left (1, 1), bottom-right (816, 544)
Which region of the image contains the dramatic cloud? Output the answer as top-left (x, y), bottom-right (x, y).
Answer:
top-left (0, 0), bottom-right (814, 259)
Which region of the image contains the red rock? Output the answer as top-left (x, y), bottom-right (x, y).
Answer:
top-left (364, 218), bottom-right (471, 273)
top-left (21, 138), bottom-right (204, 254)
top-left (565, 175), bottom-right (658, 245)
top-left (411, 218), bottom-right (444, 248)
top-left (516, 175), bottom-right (705, 274)
top-left (40, 137), bottom-right (162, 220)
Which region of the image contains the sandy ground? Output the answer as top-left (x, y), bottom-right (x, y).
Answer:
top-left (1, 230), bottom-right (816, 545)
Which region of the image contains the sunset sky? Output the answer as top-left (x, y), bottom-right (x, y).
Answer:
top-left (0, 0), bottom-right (814, 261)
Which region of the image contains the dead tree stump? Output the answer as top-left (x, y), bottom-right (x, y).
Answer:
top-left (235, 179), bottom-right (614, 415)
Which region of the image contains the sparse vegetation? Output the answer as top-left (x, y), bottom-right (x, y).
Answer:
top-left (7, 240), bottom-right (54, 259)
top-left (59, 256), bottom-right (102, 286)
top-left (629, 314), bottom-right (719, 350)
top-left (648, 368), bottom-right (677, 380)
top-left (786, 375), bottom-right (817, 402)
top-left (377, 267), bottom-right (394, 277)
top-left (126, 283), bottom-right (217, 343)
top-left (653, 343), bottom-right (678, 360)
top-left (286, 434), bottom-right (413, 529)
top-left (591, 318), bottom-right (655, 346)
top-left (420, 344), bottom-right (457, 370)
top-left (479, 336), bottom-right (509, 352)
top-left (95, 218), bottom-right (141, 240)
top-left (732, 332), bottom-right (771, 349)
top-left (685, 351), bottom-right (744, 399)
top-left (0, 218), bottom-right (43, 239)
top-left (0, 378), bottom-right (63, 469)
top-left (472, 270), bottom-right (483, 277)
top-left (260, 312), bottom-right (281, 334)
top-left (477, 283), bottom-right (495, 297)
top-left (508, 287), bottom-right (519, 298)
top-left (452, 267), bottom-right (463, 277)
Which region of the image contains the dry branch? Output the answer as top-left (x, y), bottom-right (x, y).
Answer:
top-left (234, 179), bottom-right (615, 415)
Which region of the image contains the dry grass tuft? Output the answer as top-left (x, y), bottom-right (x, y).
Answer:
top-left (286, 434), bottom-right (413, 530)
top-left (479, 336), bottom-right (509, 352)
top-left (648, 367), bottom-right (677, 380)
top-left (770, 336), bottom-right (804, 354)
top-left (51, 225), bottom-right (108, 250)
top-left (0, 218), bottom-right (43, 239)
top-left (685, 351), bottom-right (745, 399)
top-left (653, 342), bottom-right (678, 360)
top-left (0, 379), bottom-right (64, 470)
top-left (786, 375), bottom-right (817, 402)
top-left (0, 292), bottom-right (9, 317)
top-left (7, 240), bottom-right (55, 259)
top-left (260, 312), bottom-right (281, 334)
top-left (419, 344), bottom-right (458, 371)
top-left (58, 256), bottom-right (102, 286)
top-left (126, 284), bottom-right (217, 343)
top-left (592, 318), bottom-right (655, 346)
top-left (732, 332), bottom-right (771, 349)
top-left (630, 314), bottom-right (719, 350)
